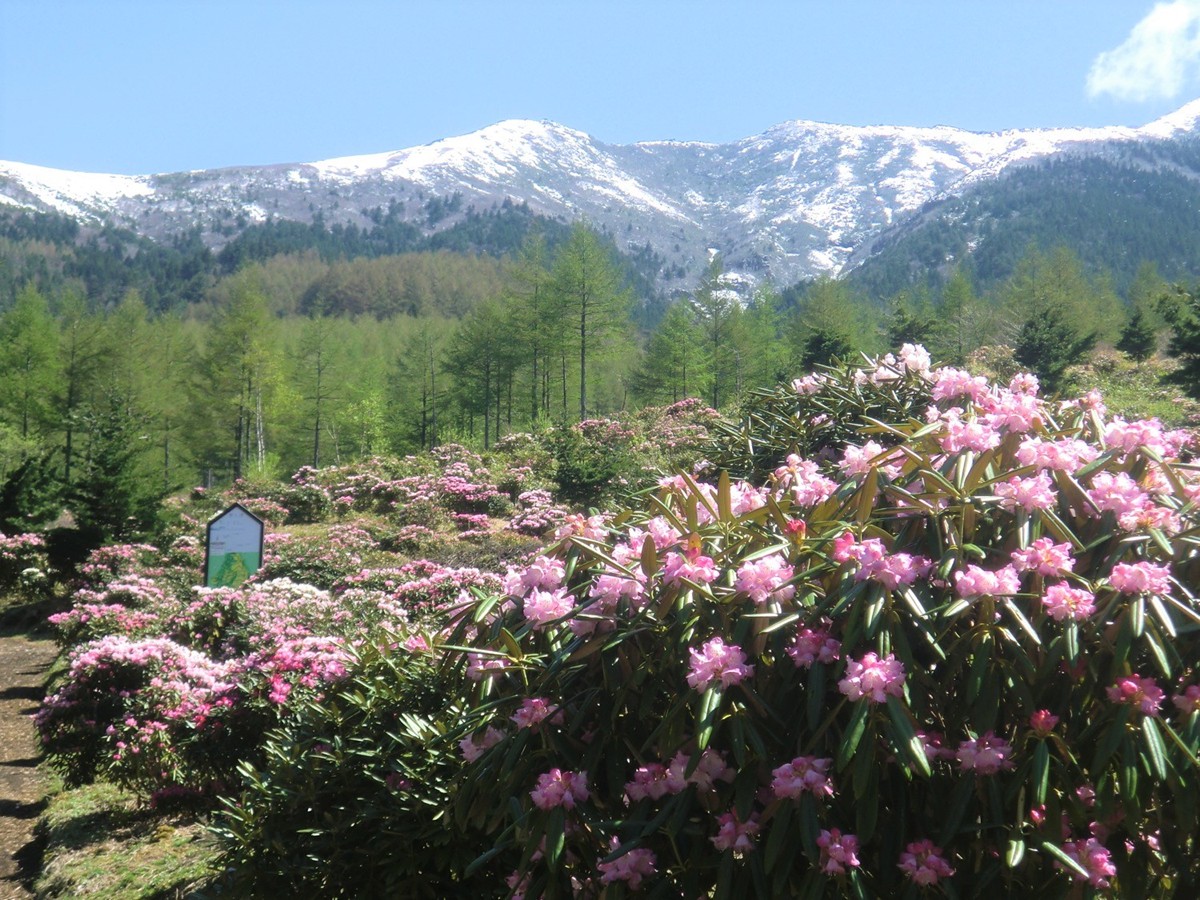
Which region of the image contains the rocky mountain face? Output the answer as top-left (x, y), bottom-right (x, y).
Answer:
top-left (4, 102), bottom-right (1200, 288)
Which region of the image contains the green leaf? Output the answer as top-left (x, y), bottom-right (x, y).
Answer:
top-left (1038, 840), bottom-right (1089, 881)
top-left (1005, 837), bottom-right (1025, 869)
top-left (696, 686), bottom-right (722, 751)
top-left (764, 799), bottom-right (794, 873)
top-left (938, 777), bottom-right (976, 846)
top-left (886, 695), bottom-right (932, 778)
top-left (1142, 716), bottom-right (1170, 781)
top-left (1032, 740), bottom-right (1050, 806)
top-left (1092, 705), bottom-right (1131, 773)
top-left (837, 700), bottom-right (871, 772)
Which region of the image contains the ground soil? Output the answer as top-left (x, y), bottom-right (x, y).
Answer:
top-left (0, 630), bottom-right (56, 899)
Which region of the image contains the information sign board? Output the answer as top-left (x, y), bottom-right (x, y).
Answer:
top-left (205, 503), bottom-right (264, 588)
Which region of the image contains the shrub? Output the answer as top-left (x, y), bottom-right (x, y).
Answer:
top-left (443, 351), bottom-right (1200, 897)
top-left (212, 644), bottom-right (502, 897)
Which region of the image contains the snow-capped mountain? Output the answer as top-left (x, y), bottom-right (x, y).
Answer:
top-left (4, 101), bottom-right (1200, 286)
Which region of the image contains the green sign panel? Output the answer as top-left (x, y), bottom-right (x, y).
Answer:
top-left (205, 503), bottom-right (264, 588)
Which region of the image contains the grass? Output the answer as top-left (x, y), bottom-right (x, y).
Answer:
top-left (1066, 352), bottom-right (1200, 428)
top-left (34, 778), bottom-right (224, 899)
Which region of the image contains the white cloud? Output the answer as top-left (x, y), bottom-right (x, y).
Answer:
top-left (1087, 1), bottom-right (1200, 101)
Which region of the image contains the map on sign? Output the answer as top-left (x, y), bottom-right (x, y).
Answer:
top-left (205, 504), bottom-right (264, 588)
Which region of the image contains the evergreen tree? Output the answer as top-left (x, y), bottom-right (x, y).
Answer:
top-left (688, 257), bottom-right (741, 409)
top-left (1116, 308), bottom-right (1157, 362)
top-left (550, 224), bottom-right (632, 420)
top-left (630, 301), bottom-right (706, 404)
top-left (0, 283), bottom-right (59, 439)
top-left (1013, 307), bottom-right (1096, 392)
top-left (1162, 286), bottom-right (1200, 399)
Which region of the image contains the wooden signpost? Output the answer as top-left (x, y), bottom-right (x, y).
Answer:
top-left (204, 503), bottom-right (264, 588)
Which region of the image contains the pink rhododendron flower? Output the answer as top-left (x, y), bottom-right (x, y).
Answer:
top-left (459, 725), bottom-right (504, 763)
top-left (981, 388), bottom-right (1043, 433)
top-left (511, 697), bottom-right (562, 729)
top-left (1087, 471), bottom-right (1149, 518)
top-left (931, 367), bottom-right (990, 403)
top-left (625, 763), bottom-right (672, 803)
top-left (735, 553), bottom-right (795, 604)
top-left (1107, 674), bottom-right (1165, 716)
top-left (956, 732), bottom-right (1015, 775)
top-left (686, 637), bottom-right (754, 691)
top-left (667, 748), bottom-right (734, 792)
top-left (1109, 561), bottom-right (1172, 595)
top-left (772, 454), bottom-right (837, 506)
top-left (954, 564), bottom-right (1020, 599)
top-left (939, 410), bottom-right (1002, 453)
top-left (1060, 837), bottom-right (1117, 889)
top-left (899, 343), bottom-right (932, 374)
top-left (662, 548), bottom-right (719, 587)
top-left (916, 730), bottom-right (955, 761)
top-left (832, 535), bottom-right (929, 589)
top-left (522, 588), bottom-right (574, 628)
top-left (839, 440), bottom-right (905, 479)
top-left (787, 622), bottom-right (841, 668)
top-left (838, 652), bottom-right (905, 703)
top-left (711, 811), bottom-right (760, 853)
top-left (1042, 583), bottom-right (1096, 622)
top-left (898, 839), bottom-right (955, 885)
top-left (466, 652), bottom-right (509, 682)
top-left (994, 472), bottom-right (1057, 513)
top-left (816, 828), bottom-right (861, 874)
top-left (1016, 436), bottom-right (1098, 472)
top-left (1173, 684), bottom-right (1200, 714)
top-left (597, 838), bottom-right (657, 889)
top-left (530, 768), bottom-right (589, 811)
top-left (1010, 538), bottom-right (1075, 576)
top-left (771, 756), bottom-right (835, 800)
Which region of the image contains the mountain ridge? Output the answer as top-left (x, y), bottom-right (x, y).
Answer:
top-left (4, 102), bottom-right (1200, 288)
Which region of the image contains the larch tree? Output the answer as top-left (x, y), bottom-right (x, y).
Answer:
top-left (550, 224), bottom-right (632, 420)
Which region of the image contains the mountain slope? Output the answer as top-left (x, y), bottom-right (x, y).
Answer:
top-left (4, 102), bottom-right (1200, 288)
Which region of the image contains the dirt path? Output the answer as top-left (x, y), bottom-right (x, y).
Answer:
top-left (0, 635), bottom-right (56, 899)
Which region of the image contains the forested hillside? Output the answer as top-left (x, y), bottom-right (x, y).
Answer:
top-left (2, 192), bottom-right (1195, 552)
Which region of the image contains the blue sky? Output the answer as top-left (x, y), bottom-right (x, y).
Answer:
top-left (3, 1), bottom-right (1199, 174)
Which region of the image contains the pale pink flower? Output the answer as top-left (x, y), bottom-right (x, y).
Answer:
top-left (625, 763), bottom-right (672, 803)
top-left (1107, 674), bottom-right (1164, 716)
top-left (898, 839), bottom-right (955, 886)
top-left (939, 412), bottom-right (1002, 454)
top-left (1173, 684), bottom-right (1200, 714)
top-left (597, 838), bottom-right (657, 889)
top-left (839, 440), bottom-right (905, 479)
top-left (833, 535), bottom-right (928, 589)
top-left (662, 548), bottom-right (719, 587)
top-left (816, 828), bottom-right (861, 874)
top-left (466, 652), bottom-right (509, 682)
top-left (459, 725), bottom-right (504, 763)
top-left (916, 730), bottom-right (955, 761)
top-left (981, 388), bottom-right (1043, 433)
top-left (522, 588), bottom-right (575, 628)
top-left (787, 622), bottom-right (841, 668)
top-left (931, 367), bottom-right (990, 403)
top-left (511, 697), bottom-right (562, 730)
top-left (954, 564), bottom-right (1020, 599)
top-left (838, 652), bottom-right (905, 703)
top-left (530, 768), bottom-right (589, 810)
top-left (994, 472), bottom-right (1057, 513)
top-left (711, 810), bottom-right (760, 853)
top-left (735, 553), bottom-right (795, 604)
top-left (792, 374), bottom-right (827, 395)
top-left (1060, 837), bottom-right (1117, 889)
top-left (1009, 372), bottom-right (1040, 395)
top-left (898, 343), bottom-right (932, 374)
top-left (1042, 583), bottom-right (1096, 622)
top-left (1109, 561), bottom-right (1172, 595)
top-left (686, 637), bottom-right (754, 691)
top-left (771, 756), bottom-right (835, 800)
top-left (1011, 538), bottom-right (1075, 576)
top-left (729, 481), bottom-right (769, 514)
top-left (956, 732), bottom-right (1015, 775)
top-left (1016, 436), bottom-right (1098, 472)
top-left (1087, 471), bottom-right (1149, 518)
top-left (667, 748), bottom-right (734, 792)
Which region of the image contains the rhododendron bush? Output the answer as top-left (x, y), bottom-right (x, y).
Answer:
top-left (438, 351), bottom-right (1200, 897)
